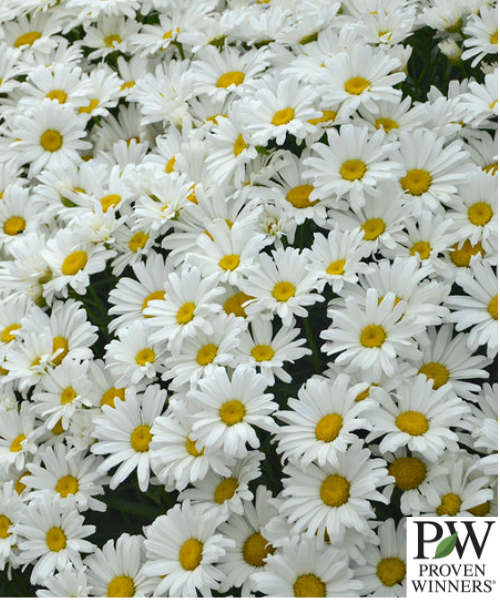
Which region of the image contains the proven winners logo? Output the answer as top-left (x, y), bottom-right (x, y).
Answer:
top-left (407, 517), bottom-right (498, 598)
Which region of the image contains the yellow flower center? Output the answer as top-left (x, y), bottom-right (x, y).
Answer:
top-left (40, 129), bottom-right (63, 152)
top-left (219, 254), bottom-right (240, 271)
top-left (251, 344), bottom-right (275, 362)
top-left (107, 575), bottom-right (135, 597)
top-left (272, 107), bottom-right (295, 126)
top-left (320, 474), bottom-right (350, 507)
top-left (196, 343), bottom-right (218, 366)
top-left (46, 89), bottom-right (67, 104)
top-left (14, 31), bottom-right (42, 47)
top-left (272, 281), bottom-right (296, 302)
top-left (217, 71), bottom-right (245, 88)
top-left (135, 348), bottom-right (155, 366)
top-left (375, 117), bottom-right (399, 132)
top-left (410, 240), bottom-right (431, 260)
top-left (488, 295), bottom-right (498, 320)
top-left (3, 216), bottom-right (26, 236)
top-left (104, 34), bottom-right (122, 47)
top-left (1, 323), bottom-right (21, 343)
top-left (396, 411), bottom-right (429, 436)
top-left (142, 291), bottom-right (165, 316)
top-left (52, 336), bottom-right (69, 365)
top-left (449, 240), bottom-right (485, 267)
top-left (436, 493), bottom-right (462, 516)
top-left (185, 436), bottom-right (204, 457)
top-left (468, 202), bottom-right (493, 226)
top-left (10, 434), bottom-right (26, 453)
top-left (360, 324), bottom-right (386, 348)
top-left (326, 258), bottom-right (346, 275)
top-left (129, 231), bottom-right (149, 253)
top-left (483, 162), bottom-right (498, 175)
top-left (176, 301), bottom-right (196, 324)
top-left (120, 80), bottom-right (135, 91)
top-left (340, 159), bottom-right (367, 181)
top-left (286, 185), bottom-right (318, 208)
top-left (377, 557), bottom-right (406, 587)
top-left (100, 194), bottom-right (121, 212)
top-left (101, 387), bottom-right (125, 409)
top-left (179, 538), bottom-right (203, 571)
top-left (0, 515), bottom-right (12, 539)
top-left (293, 574), bottom-right (326, 597)
top-left (214, 477), bottom-right (238, 504)
top-left (52, 419), bottom-right (65, 436)
top-left (243, 532), bottom-right (275, 567)
top-left (14, 471), bottom-right (30, 495)
top-left (308, 110), bottom-right (337, 125)
top-left (130, 425), bottom-right (152, 452)
top-left (468, 501), bottom-right (490, 517)
top-left (61, 386), bottom-right (77, 405)
top-left (233, 134), bottom-right (247, 157)
top-left (79, 99), bottom-right (99, 114)
top-left (46, 526), bottom-right (67, 552)
top-left (388, 456), bottom-right (427, 491)
top-left (61, 251), bottom-right (87, 276)
top-left (355, 385), bottom-right (372, 402)
top-left (361, 218), bottom-right (386, 240)
top-left (344, 76), bottom-right (370, 95)
top-left (224, 291), bottom-right (253, 317)
top-left (418, 362), bottom-right (449, 389)
top-left (165, 156), bottom-right (176, 173)
top-left (55, 475), bottom-right (79, 498)
top-left (315, 413), bottom-right (343, 443)
top-left (491, 31), bottom-right (498, 44)
top-left (219, 400), bottom-right (246, 425)
top-left (401, 169), bottom-right (432, 196)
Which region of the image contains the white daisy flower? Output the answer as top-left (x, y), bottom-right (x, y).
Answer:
top-left (0, 402), bottom-right (41, 472)
top-left (460, 70), bottom-right (498, 128)
top-left (462, 4), bottom-right (498, 67)
top-left (91, 385), bottom-right (167, 492)
top-left (15, 493), bottom-right (95, 585)
top-left (466, 383), bottom-right (498, 476)
top-left (142, 500), bottom-right (234, 598)
top-left (0, 481), bottom-right (25, 571)
top-left (35, 564), bottom-right (92, 599)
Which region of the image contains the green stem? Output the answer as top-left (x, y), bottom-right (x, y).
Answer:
top-left (302, 317), bottom-right (322, 371)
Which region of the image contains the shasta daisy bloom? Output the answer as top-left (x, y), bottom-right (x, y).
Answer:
top-left (111, 219), bottom-right (158, 276)
top-left (188, 365), bottom-right (277, 459)
top-left (0, 481), bottom-right (24, 571)
top-left (321, 289), bottom-right (424, 379)
top-left (317, 44), bottom-right (405, 120)
top-left (218, 485), bottom-right (279, 595)
top-left (467, 383), bottom-right (498, 476)
top-left (15, 493), bottom-right (96, 585)
top-left (366, 374), bottom-right (470, 462)
top-left (0, 184), bottom-right (43, 250)
top-left (0, 402), bottom-right (41, 472)
top-left (24, 445), bottom-right (107, 512)
top-left (179, 451), bottom-right (263, 518)
top-left (303, 125), bottom-right (401, 208)
top-left (82, 15), bottom-right (139, 59)
top-left (235, 316), bottom-right (311, 385)
top-left (357, 519), bottom-right (407, 597)
top-left (13, 99), bottom-right (90, 177)
top-left (412, 325), bottom-right (491, 402)
top-left (461, 70), bottom-right (498, 128)
top-left (305, 227), bottom-right (373, 294)
top-left (242, 247), bottom-right (323, 327)
top-left (84, 533), bottom-right (154, 598)
top-left (281, 440), bottom-right (392, 541)
top-left (104, 321), bottom-right (166, 387)
top-left (393, 128), bottom-right (473, 211)
top-left (413, 454), bottom-right (494, 518)
top-left (275, 374), bottom-right (375, 468)
top-left (91, 385), bottom-right (167, 492)
top-left (462, 4), bottom-right (498, 67)
top-left (445, 258), bottom-right (498, 357)
top-left (239, 76), bottom-right (320, 146)
top-left (35, 564), bottom-right (92, 599)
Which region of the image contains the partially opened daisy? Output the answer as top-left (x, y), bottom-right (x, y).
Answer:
top-left (366, 374), bottom-right (470, 462)
top-left (142, 500), bottom-right (234, 598)
top-left (91, 385), bottom-right (167, 492)
top-left (188, 365), bottom-right (278, 459)
top-left (15, 492), bottom-right (95, 585)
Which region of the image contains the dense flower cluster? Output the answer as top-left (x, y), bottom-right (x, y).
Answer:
top-left (0, 0), bottom-right (498, 597)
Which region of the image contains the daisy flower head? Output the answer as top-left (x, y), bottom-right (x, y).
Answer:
top-left (462, 4), bottom-right (498, 67)
top-left (317, 44), bottom-right (405, 120)
top-left (275, 374), bottom-right (375, 468)
top-left (0, 481), bottom-right (25, 571)
top-left (366, 374), bottom-right (470, 462)
top-left (242, 247), bottom-right (323, 327)
top-left (91, 385), bottom-right (167, 492)
top-left (303, 124), bottom-right (402, 208)
top-left (15, 492), bottom-right (95, 585)
top-left (466, 383), bottom-right (498, 476)
top-left (142, 500), bottom-right (234, 598)
top-left (34, 564), bottom-right (92, 599)
top-left (0, 402), bottom-right (41, 472)
top-left (188, 365), bottom-right (278, 459)
top-left (281, 439), bottom-right (392, 541)
top-left (321, 288), bottom-right (424, 379)
top-left (13, 99), bottom-right (91, 177)
top-left (250, 537), bottom-right (363, 598)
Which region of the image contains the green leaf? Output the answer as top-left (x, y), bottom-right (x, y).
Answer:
top-left (433, 532), bottom-right (458, 559)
